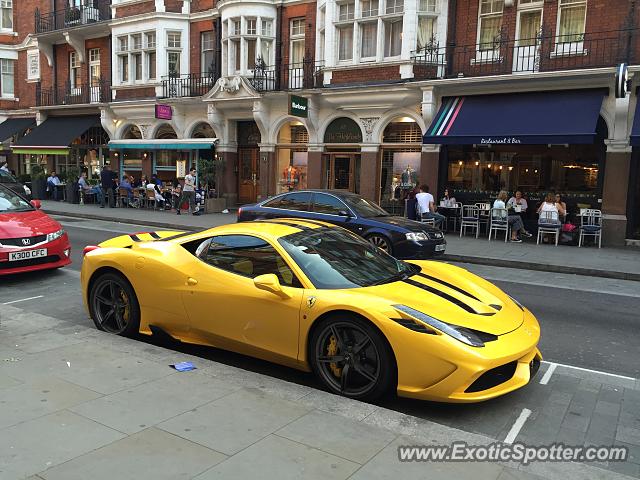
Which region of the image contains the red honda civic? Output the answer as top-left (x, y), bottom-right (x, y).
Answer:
top-left (0, 184), bottom-right (71, 275)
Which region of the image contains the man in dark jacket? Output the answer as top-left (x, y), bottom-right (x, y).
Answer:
top-left (100, 164), bottom-right (117, 208)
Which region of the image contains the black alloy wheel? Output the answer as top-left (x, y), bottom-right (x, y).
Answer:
top-left (89, 272), bottom-right (140, 336)
top-left (367, 234), bottom-right (392, 254)
top-left (310, 316), bottom-right (395, 400)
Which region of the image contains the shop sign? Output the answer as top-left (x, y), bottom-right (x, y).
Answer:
top-left (480, 137), bottom-right (522, 145)
top-left (155, 104), bottom-right (172, 120)
top-left (176, 159), bottom-right (187, 178)
top-left (289, 95), bottom-right (308, 118)
top-left (324, 117), bottom-right (363, 144)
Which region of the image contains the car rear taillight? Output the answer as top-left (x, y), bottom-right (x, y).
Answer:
top-left (82, 245), bottom-right (101, 256)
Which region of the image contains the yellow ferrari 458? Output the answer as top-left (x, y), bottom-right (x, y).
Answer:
top-left (81, 218), bottom-right (541, 403)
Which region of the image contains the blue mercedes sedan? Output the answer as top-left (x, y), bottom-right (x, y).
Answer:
top-left (237, 190), bottom-right (446, 259)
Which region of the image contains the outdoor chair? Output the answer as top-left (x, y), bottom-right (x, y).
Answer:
top-left (488, 207), bottom-right (509, 242)
top-left (578, 209), bottom-right (602, 248)
top-left (476, 203), bottom-right (491, 233)
top-left (460, 205), bottom-right (480, 238)
top-left (447, 202), bottom-right (463, 232)
top-left (145, 188), bottom-right (157, 210)
top-left (117, 188), bottom-right (129, 207)
top-left (416, 202), bottom-right (435, 227)
top-left (537, 210), bottom-right (561, 246)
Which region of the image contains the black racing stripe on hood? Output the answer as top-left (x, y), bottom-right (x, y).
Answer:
top-left (403, 278), bottom-right (480, 315)
top-left (416, 273), bottom-right (481, 302)
top-left (148, 232), bottom-right (161, 239)
top-left (129, 234), bottom-right (141, 242)
top-left (159, 231), bottom-right (198, 241)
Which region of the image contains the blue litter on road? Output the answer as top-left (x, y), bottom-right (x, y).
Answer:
top-left (171, 362), bottom-right (196, 372)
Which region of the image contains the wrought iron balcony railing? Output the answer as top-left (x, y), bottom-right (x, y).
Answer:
top-left (413, 28), bottom-right (638, 80)
top-left (35, 0), bottom-right (112, 34)
top-left (161, 73), bottom-right (218, 98)
top-left (36, 79), bottom-right (112, 107)
top-left (250, 59), bottom-right (324, 92)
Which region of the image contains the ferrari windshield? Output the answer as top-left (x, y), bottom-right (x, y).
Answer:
top-left (279, 227), bottom-right (418, 289)
top-left (0, 185), bottom-right (32, 213)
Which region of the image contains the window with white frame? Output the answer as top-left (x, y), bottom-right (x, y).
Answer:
top-left (89, 48), bottom-right (100, 86)
top-left (361, 0), bottom-right (378, 17)
top-left (318, 6), bottom-right (325, 63)
top-left (223, 16), bottom-right (275, 74)
top-left (131, 34), bottom-right (142, 81)
top-left (290, 19), bottom-right (305, 65)
top-left (69, 51), bottom-right (81, 88)
top-left (338, 2), bottom-right (355, 21)
top-left (27, 51), bottom-right (39, 80)
top-left (384, 19), bottom-right (402, 57)
top-left (386, 0), bottom-right (403, 14)
top-left (0, 0), bottom-right (12, 31)
top-left (478, 0), bottom-right (504, 51)
top-left (1, 58), bottom-right (13, 97)
top-left (418, 0), bottom-right (436, 12)
top-left (167, 31), bottom-right (182, 76)
top-left (360, 21), bottom-right (377, 58)
top-left (145, 32), bottom-right (156, 80)
top-left (557, 0), bottom-right (586, 43)
top-left (201, 31), bottom-right (215, 75)
top-left (338, 25), bottom-right (354, 61)
top-left (416, 17), bottom-right (436, 52)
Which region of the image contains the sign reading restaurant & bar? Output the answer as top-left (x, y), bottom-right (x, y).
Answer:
top-left (289, 95), bottom-right (308, 118)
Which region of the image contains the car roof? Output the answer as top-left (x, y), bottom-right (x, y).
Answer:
top-left (267, 189), bottom-right (361, 199)
top-left (171, 218), bottom-right (335, 243)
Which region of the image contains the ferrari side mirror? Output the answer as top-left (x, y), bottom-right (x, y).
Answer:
top-left (254, 273), bottom-right (291, 299)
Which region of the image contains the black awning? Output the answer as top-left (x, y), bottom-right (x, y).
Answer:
top-left (423, 89), bottom-right (606, 145)
top-left (12, 115), bottom-right (100, 152)
top-left (0, 117), bottom-right (36, 142)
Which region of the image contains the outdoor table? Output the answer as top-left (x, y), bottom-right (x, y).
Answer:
top-left (55, 183), bottom-right (67, 201)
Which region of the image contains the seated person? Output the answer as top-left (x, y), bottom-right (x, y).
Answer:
top-left (494, 190), bottom-right (531, 242)
top-left (78, 172), bottom-right (104, 204)
top-left (46, 171), bottom-right (61, 200)
top-left (146, 182), bottom-right (165, 208)
top-left (119, 175), bottom-right (134, 205)
top-left (555, 193), bottom-right (567, 222)
top-left (507, 190), bottom-right (531, 235)
top-left (415, 184), bottom-right (446, 228)
top-left (440, 188), bottom-right (457, 207)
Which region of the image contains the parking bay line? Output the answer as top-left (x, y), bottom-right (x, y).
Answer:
top-left (504, 408), bottom-right (532, 444)
top-left (3, 295), bottom-right (44, 305)
top-left (540, 360), bottom-right (636, 383)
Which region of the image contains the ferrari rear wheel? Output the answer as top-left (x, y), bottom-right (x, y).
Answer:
top-left (89, 272), bottom-right (140, 336)
top-left (310, 316), bottom-right (395, 401)
top-left (367, 234), bottom-right (392, 255)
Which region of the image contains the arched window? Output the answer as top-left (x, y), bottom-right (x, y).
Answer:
top-left (155, 124), bottom-right (178, 139)
top-left (122, 124), bottom-right (142, 139)
top-left (191, 122), bottom-right (216, 138)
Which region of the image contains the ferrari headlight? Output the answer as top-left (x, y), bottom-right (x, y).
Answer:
top-left (47, 229), bottom-right (65, 243)
top-left (405, 232), bottom-right (429, 241)
top-left (393, 304), bottom-right (487, 347)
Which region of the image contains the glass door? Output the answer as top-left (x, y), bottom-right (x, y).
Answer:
top-left (513, 8), bottom-right (542, 72)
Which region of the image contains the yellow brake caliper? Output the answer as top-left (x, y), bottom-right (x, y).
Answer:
top-left (120, 291), bottom-right (130, 323)
top-left (327, 335), bottom-right (342, 378)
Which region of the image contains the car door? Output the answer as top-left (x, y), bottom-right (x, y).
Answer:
top-left (309, 193), bottom-right (363, 235)
top-left (183, 234), bottom-right (304, 362)
top-left (260, 192), bottom-right (312, 220)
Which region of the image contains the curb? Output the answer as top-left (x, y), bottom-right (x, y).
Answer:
top-left (46, 208), bottom-right (639, 283)
top-left (441, 253), bottom-right (640, 283)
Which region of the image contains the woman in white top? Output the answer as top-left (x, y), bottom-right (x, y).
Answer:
top-left (493, 190), bottom-right (527, 242)
top-left (440, 188), bottom-right (457, 207)
top-left (537, 193), bottom-right (561, 225)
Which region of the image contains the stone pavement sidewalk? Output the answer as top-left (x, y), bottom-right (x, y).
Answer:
top-left (41, 200), bottom-right (640, 281)
top-left (1, 304), bottom-right (635, 480)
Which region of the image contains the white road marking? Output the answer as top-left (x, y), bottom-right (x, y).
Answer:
top-left (504, 408), bottom-right (532, 444)
top-left (543, 360), bottom-right (636, 381)
top-left (539, 362), bottom-right (557, 385)
top-left (2, 295), bottom-right (44, 305)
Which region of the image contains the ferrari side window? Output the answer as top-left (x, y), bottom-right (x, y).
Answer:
top-left (204, 235), bottom-right (302, 288)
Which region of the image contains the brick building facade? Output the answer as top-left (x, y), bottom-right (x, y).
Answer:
top-left (0, 0), bottom-right (639, 244)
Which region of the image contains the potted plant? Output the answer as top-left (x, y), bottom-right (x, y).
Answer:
top-left (199, 156), bottom-right (227, 213)
top-left (30, 165), bottom-right (47, 200)
top-left (65, 166), bottom-right (81, 203)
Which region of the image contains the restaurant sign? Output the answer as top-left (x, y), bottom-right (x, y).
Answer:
top-left (155, 104), bottom-right (172, 120)
top-left (289, 95), bottom-right (308, 118)
top-left (176, 159), bottom-right (187, 178)
top-left (323, 117), bottom-right (363, 143)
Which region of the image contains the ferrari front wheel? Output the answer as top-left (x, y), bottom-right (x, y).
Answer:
top-left (89, 272), bottom-right (140, 336)
top-left (310, 316), bottom-right (395, 401)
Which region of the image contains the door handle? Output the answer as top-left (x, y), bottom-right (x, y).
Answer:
top-left (186, 277), bottom-right (198, 286)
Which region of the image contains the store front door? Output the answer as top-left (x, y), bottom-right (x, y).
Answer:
top-left (325, 153), bottom-right (357, 191)
top-left (238, 147), bottom-right (260, 203)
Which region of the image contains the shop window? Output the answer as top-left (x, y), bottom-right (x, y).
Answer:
top-left (277, 122), bottom-right (309, 194)
top-left (478, 0), bottom-right (504, 51)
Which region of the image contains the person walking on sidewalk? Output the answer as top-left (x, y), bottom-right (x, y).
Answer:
top-left (177, 167), bottom-right (200, 215)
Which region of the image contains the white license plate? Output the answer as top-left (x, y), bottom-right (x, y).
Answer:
top-left (435, 244), bottom-right (446, 252)
top-left (9, 248), bottom-right (48, 262)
